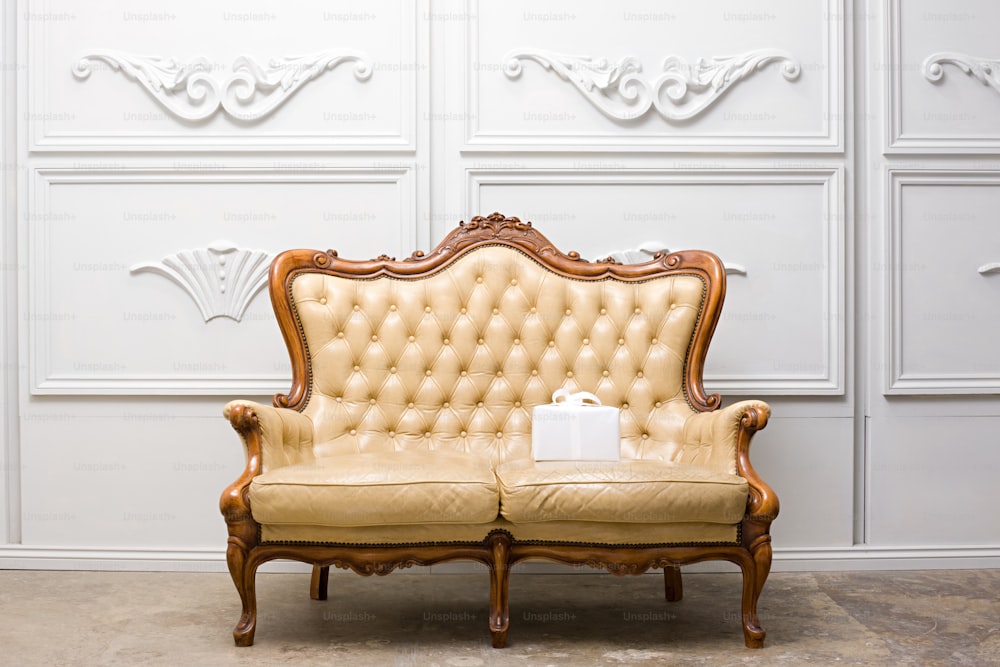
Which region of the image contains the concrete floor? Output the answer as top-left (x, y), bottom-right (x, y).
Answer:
top-left (0, 568), bottom-right (998, 666)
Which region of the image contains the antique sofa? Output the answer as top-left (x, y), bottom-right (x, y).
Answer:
top-left (220, 212), bottom-right (778, 648)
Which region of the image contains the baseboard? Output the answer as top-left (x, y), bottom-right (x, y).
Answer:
top-left (1, 545), bottom-right (998, 573)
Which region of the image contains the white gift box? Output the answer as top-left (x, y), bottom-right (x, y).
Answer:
top-left (531, 389), bottom-right (621, 461)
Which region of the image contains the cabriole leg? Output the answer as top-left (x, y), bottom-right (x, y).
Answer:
top-left (487, 533), bottom-right (512, 648)
top-left (227, 542), bottom-right (259, 647)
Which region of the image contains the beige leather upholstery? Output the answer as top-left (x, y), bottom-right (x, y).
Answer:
top-left (291, 246), bottom-right (718, 468)
top-left (495, 460), bottom-right (748, 524)
top-left (225, 243), bottom-right (763, 545)
top-left (249, 450), bottom-right (499, 526)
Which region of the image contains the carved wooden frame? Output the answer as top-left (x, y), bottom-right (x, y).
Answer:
top-left (221, 213), bottom-right (777, 648)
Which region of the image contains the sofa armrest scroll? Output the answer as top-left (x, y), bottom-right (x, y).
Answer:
top-left (222, 400), bottom-right (315, 473)
top-left (219, 401), bottom-right (314, 531)
top-left (681, 400), bottom-right (778, 522)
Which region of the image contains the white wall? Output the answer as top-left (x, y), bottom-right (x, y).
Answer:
top-left (1, 0), bottom-right (998, 571)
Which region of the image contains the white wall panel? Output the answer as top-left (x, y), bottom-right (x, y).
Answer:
top-left (27, 167), bottom-right (415, 394)
top-left (471, 169), bottom-right (845, 394)
top-left (26, 0), bottom-right (417, 151)
top-left (886, 171), bottom-right (1000, 394)
top-left (887, 0), bottom-right (1000, 151)
top-left (867, 417), bottom-right (1000, 546)
top-left (751, 418), bottom-right (855, 548)
top-left (465, 0), bottom-right (843, 151)
top-left (19, 414), bottom-right (235, 547)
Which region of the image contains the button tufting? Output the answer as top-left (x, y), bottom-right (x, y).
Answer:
top-left (635, 307), bottom-right (641, 314)
top-left (530, 307), bottom-right (537, 314)
top-left (389, 305), bottom-right (397, 311)
top-left (478, 338), bottom-right (484, 345)
top-left (637, 371), bottom-right (644, 378)
top-left (319, 297), bottom-right (327, 305)
top-left (408, 335), bottom-right (415, 342)
top-left (353, 365), bottom-right (361, 371)
top-left (513, 338), bottom-right (520, 345)
top-left (641, 433), bottom-right (649, 440)
top-left (443, 401), bottom-right (450, 408)
top-left (600, 308), bottom-right (607, 315)
top-left (476, 277), bottom-right (483, 284)
top-left (566, 371), bottom-right (574, 378)
top-left (369, 398), bottom-right (376, 404)
top-left (622, 402), bottom-right (630, 409)
top-left (618, 338), bottom-right (625, 345)
top-left (514, 401), bottom-right (522, 407)
top-left (460, 307), bottom-right (467, 314)
top-left (388, 431), bottom-right (395, 437)
top-left (424, 306), bottom-right (432, 313)
top-left (337, 332), bottom-right (344, 338)
top-left (603, 370), bottom-right (609, 377)
top-left (335, 396), bottom-right (343, 402)
top-left (425, 369), bottom-right (433, 376)
top-left (655, 401), bottom-right (662, 407)
top-left (531, 370), bottom-right (538, 376)
top-left (496, 370), bottom-right (503, 377)
top-left (349, 429), bottom-right (357, 435)
top-left (389, 367), bottom-right (397, 373)
top-left (460, 430), bottom-right (467, 437)
top-left (407, 402), bottom-right (415, 408)
top-left (492, 308), bottom-right (500, 315)
top-left (477, 401), bottom-right (484, 408)
top-left (460, 370), bottom-right (468, 377)
top-left (353, 305), bottom-right (360, 311)
top-left (565, 309), bottom-right (572, 315)
top-left (548, 341), bottom-right (555, 347)
top-left (651, 338), bottom-right (658, 344)
top-left (443, 338), bottom-right (450, 345)
top-left (510, 278), bottom-right (518, 285)
top-left (496, 431), bottom-right (503, 438)
top-left (424, 432), bottom-right (431, 438)
top-left (583, 338), bottom-right (590, 345)
top-left (371, 334), bottom-right (378, 341)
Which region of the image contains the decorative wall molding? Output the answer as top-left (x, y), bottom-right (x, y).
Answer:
top-left (599, 242), bottom-right (747, 275)
top-left (28, 166), bottom-right (417, 395)
top-left (72, 49), bottom-right (373, 122)
top-left (27, 2), bottom-right (420, 151)
top-left (886, 0), bottom-right (1000, 151)
top-left (464, 0), bottom-right (844, 152)
top-left (502, 49), bottom-right (801, 122)
top-left (886, 171), bottom-right (1000, 394)
top-left (130, 242), bottom-right (272, 322)
top-left (922, 52), bottom-right (1000, 97)
top-left (468, 168), bottom-right (844, 395)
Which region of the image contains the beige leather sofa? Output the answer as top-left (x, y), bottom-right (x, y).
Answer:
top-left (220, 213), bottom-right (778, 648)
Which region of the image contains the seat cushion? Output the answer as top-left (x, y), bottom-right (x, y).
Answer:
top-left (249, 451), bottom-right (499, 527)
top-left (495, 459), bottom-right (748, 524)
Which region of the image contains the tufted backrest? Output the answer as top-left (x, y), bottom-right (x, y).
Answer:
top-left (270, 214), bottom-right (725, 468)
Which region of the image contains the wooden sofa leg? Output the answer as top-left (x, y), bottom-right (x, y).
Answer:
top-left (487, 532), bottom-right (512, 648)
top-left (739, 537), bottom-right (772, 649)
top-left (663, 565), bottom-right (683, 602)
top-left (310, 565), bottom-right (330, 601)
top-left (227, 541), bottom-right (259, 647)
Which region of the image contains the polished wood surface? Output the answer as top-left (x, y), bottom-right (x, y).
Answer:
top-left (221, 213), bottom-right (775, 649)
